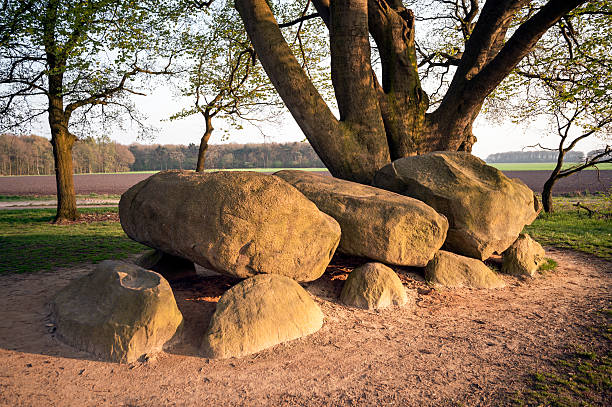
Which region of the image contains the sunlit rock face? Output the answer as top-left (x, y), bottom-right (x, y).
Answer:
top-left (275, 170), bottom-right (448, 267)
top-left (119, 170), bottom-right (341, 282)
top-left (424, 250), bottom-right (506, 289)
top-left (201, 274), bottom-right (324, 359)
top-left (374, 152), bottom-right (540, 260)
top-left (340, 262), bottom-right (410, 310)
top-left (502, 233), bottom-right (546, 277)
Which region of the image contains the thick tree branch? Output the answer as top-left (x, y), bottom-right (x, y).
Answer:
top-left (452, 0), bottom-right (527, 85)
top-left (331, 0), bottom-right (384, 128)
top-left (235, 0), bottom-right (389, 183)
top-left (311, 0), bottom-right (330, 28)
top-left (467, 0), bottom-right (586, 102)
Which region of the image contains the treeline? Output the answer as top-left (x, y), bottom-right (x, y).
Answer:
top-left (0, 134), bottom-right (324, 175)
top-left (0, 134), bottom-right (135, 175)
top-left (128, 142), bottom-right (324, 171)
top-left (486, 150), bottom-right (586, 163)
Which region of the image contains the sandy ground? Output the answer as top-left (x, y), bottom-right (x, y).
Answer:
top-left (0, 248), bottom-right (610, 406)
top-left (1, 170), bottom-right (611, 196)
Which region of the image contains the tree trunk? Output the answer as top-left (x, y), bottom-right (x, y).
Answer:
top-left (542, 148), bottom-right (566, 213)
top-left (237, 0), bottom-right (585, 184)
top-left (195, 113), bottom-right (214, 172)
top-left (236, 0), bottom-right (389, 184)
top-left (48, 94), bottom-right (78, 222)
top-left (542, 177), bottom-right (555, 213)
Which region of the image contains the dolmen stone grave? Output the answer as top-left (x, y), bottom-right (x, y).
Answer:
top-left (51, 152), bottom-right (546, 362)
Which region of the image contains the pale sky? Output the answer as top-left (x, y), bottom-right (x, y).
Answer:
top-left (123, 85), bottom-right (607, 161)
top-left (27, 81), bottom-right (607, 161)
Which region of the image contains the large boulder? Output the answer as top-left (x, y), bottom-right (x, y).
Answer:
top-left (274, 170), bottom-right (448, 266)
top-left (51, 261), bottom-right (183, 363)
top-left (373, 152), bottom-right (539, 260)
top-left (201, 274), bottom-right (324, 359)
top-left (340, 262), bottom-right (409, 310)
top-left (120, 171), bottom-right (341, 282)
top-left (502, 233), bottom-right (546, 277)
top-left (424, 250), bottom-right (506, 289)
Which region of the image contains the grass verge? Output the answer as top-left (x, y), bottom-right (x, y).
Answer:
top-left (525, 195), bottom-right (612, 261)
top-left (525, 211), bottom-right (612, 261)
top-left (0, 208), bottom-right (146, 273)
top-left (512, 309), bottom-right (612, 407)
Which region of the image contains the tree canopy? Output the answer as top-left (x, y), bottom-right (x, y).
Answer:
top-left (0, 0), bottom-right (178, 221)
top-left (234, 0), bottom-right (590, 184)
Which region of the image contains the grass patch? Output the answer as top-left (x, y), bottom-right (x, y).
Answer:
top-left (525, 195), bottom-right (612, 261)
top-left (539, 258), bottom-right (558, 272)
top-left (512, 310), bottom-right (612, 407)
top-left (0, 208), bottom-right (146, 273)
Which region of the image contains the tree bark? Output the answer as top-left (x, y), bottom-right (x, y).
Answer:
top-left (542, 177), bottom-right (555, 213)
top-left (195, 113), bottom-right (214, 172)
top-left (367, 0), bottom-right (429, 158)
top-left (44, 1), bottom-right (78, 222)
top-left (49, 96), bottom-right (78, 222)
top-left (237, 0), bottom-right (587, 183)
top-left (236, 0), bottom-right (389, 184)
top-left (542, 146), bottom-right (566, 213)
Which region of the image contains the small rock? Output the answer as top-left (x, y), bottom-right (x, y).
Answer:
top-left (340, 263), bottom-right (409, 310)
top-left (501, 233), bottom-right (546, 277)
top-left (201, 274), bottom-right (323, 359)
top-left (424, 250), bottom-right (506, 289)
top-left (51, 260), bottom-right (183, 363)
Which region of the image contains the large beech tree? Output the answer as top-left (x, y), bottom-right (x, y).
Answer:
top-left (0, 0), bottom-right (175, 222)
top-left (235, 0), bottom-right (586, 184)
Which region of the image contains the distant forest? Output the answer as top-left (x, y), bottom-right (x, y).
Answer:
top-left (486, 150), bottom-right (586, 163)
top-left (0, 134), bottom-right (324, 176)
top-left (1, 134), bottom-right (603, 176)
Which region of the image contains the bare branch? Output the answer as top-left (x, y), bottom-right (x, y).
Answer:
top-left (279, 13), bottom-right (320, 28)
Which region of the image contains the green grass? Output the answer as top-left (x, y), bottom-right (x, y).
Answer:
top-left (539, 258), bottom-right (559, 272)
top-left (512, 310), bottom-right (612, 407)
top-left (0, 208), bottom-right (146, 273)
top-left (1, 193), bottom-right (610, 274)
top-left (488, 162), bottom-right (612, 171)
top-left (525, 195), bottom-right (612, 261)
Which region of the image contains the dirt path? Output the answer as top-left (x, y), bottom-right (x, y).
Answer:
top-left (0, 248), bottom-right (610, 406)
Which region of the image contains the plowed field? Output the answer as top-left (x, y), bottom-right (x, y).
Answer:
top-left (0, 170), bottom-right (610, 196)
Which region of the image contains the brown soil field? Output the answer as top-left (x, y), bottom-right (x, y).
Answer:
top-left (1, 170), bottom-right (610, 196)
top-left (0, 248), bottom-right (610, 406)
